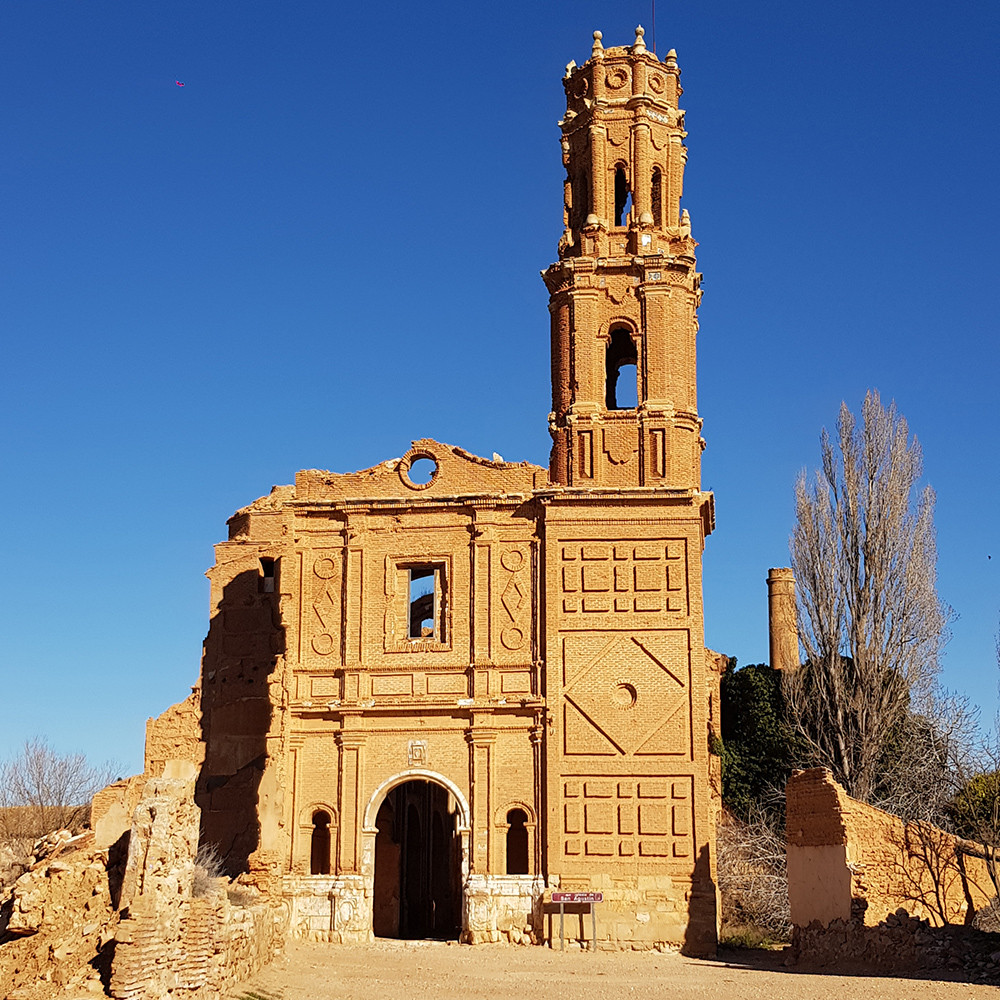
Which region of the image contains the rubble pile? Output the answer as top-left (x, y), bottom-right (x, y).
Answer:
top-left (790, 905), bottom-right (1000, 982)
top-left (0, 828), bottom-right (126, 997)
top-left (0, 763), bottom-right (286, 999)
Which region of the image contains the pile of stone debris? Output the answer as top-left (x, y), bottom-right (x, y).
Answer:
top-left (0, 827), bottom-right (126, 998)
top-left (789, 907), bottom-right (1000, 984)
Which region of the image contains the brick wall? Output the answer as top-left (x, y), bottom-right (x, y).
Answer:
top-left (787, 767), bottom-right (995, 929)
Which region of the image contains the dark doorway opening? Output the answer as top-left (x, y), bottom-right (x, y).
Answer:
top-left (372, 780), bottom-right (462, 939)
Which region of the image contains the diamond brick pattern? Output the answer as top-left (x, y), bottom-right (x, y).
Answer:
top-left (562, 632), bottom-right (689, 755)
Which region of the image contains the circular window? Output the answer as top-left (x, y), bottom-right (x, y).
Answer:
top-left (612, 682), bottom-right (638, 710)
top-left (399, 451), bottom-right (440, 490)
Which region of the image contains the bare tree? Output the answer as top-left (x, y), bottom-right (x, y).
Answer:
top-left (0, 737), bottom-right (120, 841)
top-left (785, 391), bottom-right (948, 804)
top-left (716, 804), bottom-right (789, 938)
top-left (874, 688), bottom-right (978, 823)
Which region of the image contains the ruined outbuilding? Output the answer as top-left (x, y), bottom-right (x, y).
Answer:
top-left (151, 27), bottom-right (720, 954)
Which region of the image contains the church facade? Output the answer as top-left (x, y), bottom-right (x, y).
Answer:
top-left (158, 28), bottom-right (720, 953)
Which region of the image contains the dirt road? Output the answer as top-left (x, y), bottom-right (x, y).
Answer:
top-left (229, 939), bottom-right (997, 1000)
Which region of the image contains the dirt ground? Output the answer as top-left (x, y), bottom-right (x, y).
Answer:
top-left (228, 939), bottom-right (999, 1000)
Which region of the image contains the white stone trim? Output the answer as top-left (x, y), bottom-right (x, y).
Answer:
top-left (361, 768), bottom-right (471, 833)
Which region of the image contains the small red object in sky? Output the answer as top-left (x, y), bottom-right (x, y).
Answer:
top-left (175, 80), bottom-right (185, 87)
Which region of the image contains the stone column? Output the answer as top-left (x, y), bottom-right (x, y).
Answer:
top-left (767, 568), bottom-right (799, 671)
top-left (632, 122), bottom-right (651, 221)
top-left (530, 723), bottom-right (544, 874)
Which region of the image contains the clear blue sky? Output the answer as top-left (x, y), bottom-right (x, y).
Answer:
top-left (2, 1), bottom-right (998, 774)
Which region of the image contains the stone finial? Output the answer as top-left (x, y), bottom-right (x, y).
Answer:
top-left (564, 59), bottom-right (577, 79)
top-left (633, 25), bottom-right (647, 55)
top-left (592, 30), bottom-right (604, 59)
top-left (664, 48), bottom-right (678, 69)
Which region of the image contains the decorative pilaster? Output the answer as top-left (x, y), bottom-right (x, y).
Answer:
top-left (335, 731), bottom-right (367, 872)
top-left (465, 728), bottom-right (498, 873)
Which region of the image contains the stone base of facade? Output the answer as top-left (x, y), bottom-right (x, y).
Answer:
top-left (282, 873), bottom-right (717, 954)
top-left (540, 877), bottom-right (716, 955)
top-left (463, 875), bottom-right (546, 944)
top-left (285, 876), bottom-right (373, 943)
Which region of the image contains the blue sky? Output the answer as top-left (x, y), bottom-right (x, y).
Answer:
top-left (2, 1), bottom-right (998, 773)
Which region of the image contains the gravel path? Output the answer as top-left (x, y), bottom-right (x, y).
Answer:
top-left (229, 939), bottom-right (998, 1000)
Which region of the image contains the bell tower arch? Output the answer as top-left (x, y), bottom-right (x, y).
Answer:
top-left (544, 27), bottom-right (704, 489)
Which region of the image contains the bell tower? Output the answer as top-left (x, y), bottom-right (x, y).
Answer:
top-left (544, 27), bottom-right (704, 489)
top-left (538, 31), bottom-right (718, 953)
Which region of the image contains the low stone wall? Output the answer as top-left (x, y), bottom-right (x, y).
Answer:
top-left (285, 875), bottom-right (371, 943)
top-left (787, 768), bottom-right (995, 929)
top-left (465, 875), bottom-right (543, 944)
top-left (284, 874), bottom-right (544, 945)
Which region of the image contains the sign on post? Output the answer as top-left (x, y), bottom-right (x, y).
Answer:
top-left (551, 892), bottom-right (603, 951)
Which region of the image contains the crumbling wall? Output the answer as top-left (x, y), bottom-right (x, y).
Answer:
top-left (2, 761), bottom-right (287, 1000)
top-left (786, 768), bottom-right (999, 975)
top-left (144, 690), bottom-right (205, 778)
top-left (791, 905), bottom-right (1000, 978)
top-left (111, 761), bottom-right (287, 1000)
top-left (91, 777), bottom-right (146, 852)
top-left (787, 768), bottom-right (995, 929)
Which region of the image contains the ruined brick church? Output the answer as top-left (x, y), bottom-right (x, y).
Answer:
top-left (147, 27), bottom-right (720, 953)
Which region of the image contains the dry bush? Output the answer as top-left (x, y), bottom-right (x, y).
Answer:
top-left (0, 832), bottom-right (33, 893)
top-left (972, 896), bottom-right (1000, 933)
top-left (0, 737), bottom-right (121, 839)
top-left (192, 842), bottom-right (225, 897)
top-left (717, 806), bottom-right (789, 938)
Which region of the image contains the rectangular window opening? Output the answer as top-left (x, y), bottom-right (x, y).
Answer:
top-left (260, 557), bottom-right (276, 593)
top-left (408, 566), bottom-right (440, 639)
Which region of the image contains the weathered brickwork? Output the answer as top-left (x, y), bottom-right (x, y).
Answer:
top-left (0, 766), bottom-right (287, 999)
top-left (143, 27), bottom-right (719, 956)
top-left (787, 768), bottom-right (995, 930)
top-left (0, 829), bottom-right (126, 997)
top-left (110, 763), bottom-right (288, 1000)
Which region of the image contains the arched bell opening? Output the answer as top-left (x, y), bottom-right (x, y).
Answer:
top-left (614, 166), bottom-right (632, 227)
top-left (606, 327), bottom-right (639, 410)
top-left (651, 167), bottom-right (663, 229)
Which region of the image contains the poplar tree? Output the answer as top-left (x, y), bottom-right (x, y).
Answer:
top-left (785, 391), bottom-right (947, 804)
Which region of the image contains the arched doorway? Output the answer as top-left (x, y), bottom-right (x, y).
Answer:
top-left (372, 779), bottom-right (462, 939)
